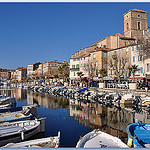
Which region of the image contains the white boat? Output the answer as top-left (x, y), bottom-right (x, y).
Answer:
top-left (76, 129), bottom-right (128, 148)
top-left (0, 118), bottom-right (45, 146)
top-left (3, 131), bottom-right (60, 148)
top-left (0, 105), bottom-right (34, 123)
top-left (0, 96), bottom-right (16, 109)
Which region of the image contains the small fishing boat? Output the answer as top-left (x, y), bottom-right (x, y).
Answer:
top-left (0, 96), bottom-right (16, 109)
top-left (0, 119), bottom-right (44, 146)
top-left (76, 129), bottom-right (128, 148)
top-left (127, 122), bottom-right (150, 148)
top-left (3, 131), bottom-right (60, 148)
top-left (0, 105), bottom-right (35, 123)
top-left (0, 104), bottom-right (37, 114)
top-left (76, 88), bottom-right (88, 93)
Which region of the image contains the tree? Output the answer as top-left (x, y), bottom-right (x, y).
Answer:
top-left (128, 65), bottom-right (139, 83)
top-left (58, 64), bottom-right (69, 82)
top-left (109, 55), bottom-right (128, 83)
top-left (64, 73), bottom-right (69, 82)
top-left (90, 63), bottom-right (96, 79)
top-left (77, 72), bottom-right (84, 81)
top-left (98, 68), bottom-right (107, 83)
top-left (138, 30), bottom-right (150, 61)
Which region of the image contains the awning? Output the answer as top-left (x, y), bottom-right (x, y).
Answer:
top-left (103, 76), bottom-right (114, 80)
top-left (128, 77), bottom-right (145, 80)
top-left (74, 78), bottom-right (93, 81)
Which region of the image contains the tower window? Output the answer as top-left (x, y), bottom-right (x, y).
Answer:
top-left (138, 15), bottom-right (140, 17)
top-left (138, 22), bottom-right (141, 30)
top-left (127, 23), bottom-right (129, 31)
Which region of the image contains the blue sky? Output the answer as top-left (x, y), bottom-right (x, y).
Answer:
top-left (0, 2), bottom-right (150, 69)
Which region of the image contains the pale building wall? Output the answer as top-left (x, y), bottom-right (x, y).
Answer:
top-left (90, 51), bottom-right (103, 77)
top-left (131, 45), bottom-right (145, 77)
top-left (70, 58), bottom-right (80, 81)
top-left (79, 56), bottom-right (89, 78)
top-left (107, 45), bottom-right (132, 78)
top-left (145, 58), bottom-right (150, 77)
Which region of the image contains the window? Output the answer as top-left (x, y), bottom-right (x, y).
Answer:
top-left (147, 63), bottom-right (150, 72)
top-left (127, 23), bottom-right (129, 31)
top-left (138, 56), bottom-right (142, 61)
top-left (74, 72), bottom-right (75, 76)
top-left (93, 54), bottom-right (95, 59)
top-left (141, 67), bottom-right (143, 73)
top-left (96, 69), bottom-right (98, 76)
top-left (133, 56), bottom-right (135, 62)
top-left (110, 69), bottom-right (112, 75)
top-left (138, 22), bottom-right (141, 30)
top-left (96, 61), bottom-right (98, 67)
top-left (132, 46), bottom-right (134, 51)
top-left (72, 65), bottom-right (75, 68)
top-left (138, 15), bottom-right (140, 17)
top-left (76, 64), bottom-right (79, 68)
top-left (93, 117), bottom-right (95, 123)
top-left (125, 48), bottom-right (128, 55)
top-left (138, 68), bottom-right (140, 73)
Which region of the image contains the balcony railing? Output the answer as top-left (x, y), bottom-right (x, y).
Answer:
top-left (70, 68), bottom-right (79, 71)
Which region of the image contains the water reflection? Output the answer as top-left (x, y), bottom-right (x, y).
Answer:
top-left (1, 87), bottom-right (150, 147)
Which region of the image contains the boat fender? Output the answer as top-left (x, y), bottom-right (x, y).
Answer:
top-left (127, 137), bottom-right (133, 147)
top-left (21, 130), bottom-right (24, 141)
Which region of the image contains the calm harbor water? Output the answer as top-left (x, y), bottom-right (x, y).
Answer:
top-left (1, 87), bottom-right (150, 147)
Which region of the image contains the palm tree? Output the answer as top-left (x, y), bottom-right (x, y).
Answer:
top-left (128, 65), bottom-right (139, 83)
top-left (77, 72), bottom-right (84, 81)
top-left (98, 69), bottom-right (107, 83)
top-left (64, 73), bottom-right (69, 82)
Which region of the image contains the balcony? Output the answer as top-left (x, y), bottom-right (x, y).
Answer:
top-left (70, 68), bottom-right (79, 71)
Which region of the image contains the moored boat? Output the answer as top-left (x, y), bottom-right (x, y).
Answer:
top-left (0, 118), bottom-right (45, 146)
top-left (76, 129), bottom-right (128, 148)
top-left (0, 105), bottom-right (35, 123)
top-left (127, 122), bottom-right (150, 148)
top-left (3, 131), bottom-right (60, 148)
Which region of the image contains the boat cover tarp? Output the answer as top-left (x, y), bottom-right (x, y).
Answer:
top-left (0, 107), bottom-right (22, 113)
top-left (134, 129), bottom-right (150, 144)
top-left (58, 86), bottom-right (65, 90)
top-left (77, 88), bottom-right (88, 93)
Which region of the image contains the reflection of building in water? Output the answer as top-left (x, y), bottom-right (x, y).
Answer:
top-left (33, 93), bottom-right (69, 109)
top-left (107, 107), bottom-right (134, 134)
top-left (70, 101), bottom-right (108, 129)
top-left (89, 103), bottom-right (107, 128)
top-left (11, 88), bottom-right (26, 101)
top-left (27, 91), bottom-right (34, 105)
top-left (69, 100), bottom-right (91, 128)
top-left (135, 109), bottom-right (150, 124)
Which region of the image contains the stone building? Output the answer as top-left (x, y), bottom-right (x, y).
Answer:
top-left (90, 48), bottom-right (110, 79)
top-left (15, 67), bottom-right (27, 81)
top-left (107, 44), bottom-right (133, 79)
top-left (123, 9), bottom-right (148, 40)
top-left (70, 57), bottom-right (80, 83)
top-left (27, 62), bottom-right (41, 78)
top-left (0, 69), bottom-right (11, 80)
top-left (70, 8), bottom-right (149, 81)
